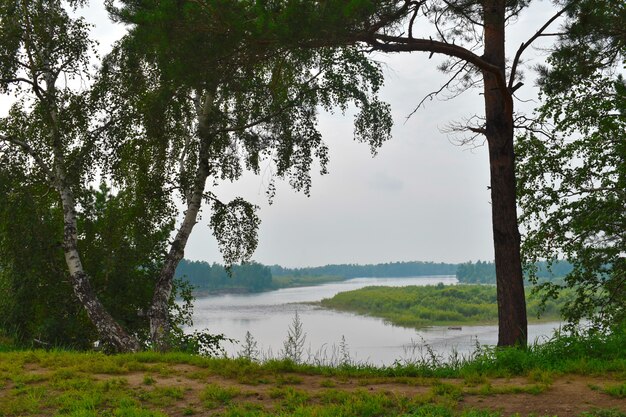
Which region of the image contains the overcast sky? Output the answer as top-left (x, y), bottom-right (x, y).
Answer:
top-left (9, 2), bottom-right (562, 268)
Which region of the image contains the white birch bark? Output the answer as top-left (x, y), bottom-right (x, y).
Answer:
top-left (149, 90), bottom-right (215, 350)
top-left (45, 72), bottom-right (140, 352)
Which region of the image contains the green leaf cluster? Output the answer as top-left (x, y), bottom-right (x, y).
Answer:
top-left (518, 0), bottom-right (625, 330)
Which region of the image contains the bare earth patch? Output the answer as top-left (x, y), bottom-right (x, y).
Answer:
top-left (460, 376), bottom-right (626, 417)
top-left (5, 361), bottom-right (626, 416)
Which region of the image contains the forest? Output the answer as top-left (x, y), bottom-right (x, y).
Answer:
top-left (0, 0), bottom-right (624, 415)
top-left (455, 260), bottom-right (574, 284)
top-left (176, 259), bottom-right (458, 293)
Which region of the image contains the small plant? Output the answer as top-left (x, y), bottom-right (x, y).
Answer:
top-left (182, 406), bottom-right (196, 415)
top-left (527, 369), bottom-right (553, 385)
top-left (430, 381), bottom-right (463, 401)
top-left (282, 311), bottom-right (306, 364)
top-left (238, 331), bottom-right (259, 361)
top-left (580, 409), bottom-right (626, 417)
top-left (320, 379), bottom-right (336, 388)
top-left (339, 335), bottom-right (351, 366)
top-left (275, 374), bottom-right (302, 386)
top-left (200, 383), bottom-right (240, 409)
top-left (603, 382), bottom-right (626, 398)
top-left (269, 386), bottom-right (310, 411)
top-left (143, 375), bottom-right (156, 385)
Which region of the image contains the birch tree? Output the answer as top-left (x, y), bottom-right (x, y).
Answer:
top-left (101, 1), bottom-right (393, 350)
top-left (130, 0), bottom-right (576, 346)
top-left (0, 0), bottom-right (141, 351)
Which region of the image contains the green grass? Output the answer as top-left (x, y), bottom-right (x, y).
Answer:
top-left (0, 330), bottom-right (625, 416)
top-left (319, 284), bottom-right (568, 328)
top-left (603, 382), bottom-right (626, 398)
top-left (200, 383), bottom-right (240, 408)
top-left (271, 274), bottom-right (346, 288)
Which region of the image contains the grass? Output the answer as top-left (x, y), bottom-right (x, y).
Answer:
top-left (319, 284), bottom-right (569, 328)
top-left (270, 274), bottom-right (346, 289)
top-left (603, 382), bottom-right (626, 398)
top-left (0, 330), bottom-right (624, 416)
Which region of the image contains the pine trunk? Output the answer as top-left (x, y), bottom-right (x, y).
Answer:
top-left (483, 0), bottom-right (528, 347)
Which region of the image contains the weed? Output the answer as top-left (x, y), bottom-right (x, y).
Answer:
top-left (603, 382), bottom-right (626, 398)
top-left (139, 386), bottom-right (185, 407)
top-left (463, 372), bottom-right (488, 387)
top-left (320, 378), bottom-right (336, 388)
top-left (527, 369), bottom-right (554, 385)
top-left (200, 383), bottom-right (240, 409)
top-left (269, 386), bottom-right (310, 411)
top-left (274, 373), bottom-right (302, 385)
top-left (579, 409), bottom-right (626, 417)
top-left (282, 311), bottom-right (306, 364)
top-left (143, 375), bottom-right (156, 385)
top-left (403, 403), bottom-right (454, 417)
top-left (224, 402), bottom-right (266, 417)
top-left (182, 406), bottom-right (196, 415)
top-left (430, 381), bottom-right (463, 401)
top-left (238, 331), bottom-right (260, 361)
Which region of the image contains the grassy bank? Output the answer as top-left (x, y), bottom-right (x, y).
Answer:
top-left (191, 275), bottom-right (346, 296)
top-left (319, 284), bottom-right (569, 328)
top-left (271, 274), bottom-right (346, 289)
top-left (0, 330), bottom-right (625, 416)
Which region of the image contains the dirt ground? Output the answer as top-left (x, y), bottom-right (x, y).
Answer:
top-left (130, 365), bottom-right (625, 416)
top-left (10, 363), bottom-right (626, 416)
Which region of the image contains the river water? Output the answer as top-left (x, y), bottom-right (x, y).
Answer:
top-left (190, 276), bottom-right (560, 366)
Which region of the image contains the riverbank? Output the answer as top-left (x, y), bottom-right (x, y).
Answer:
top-left (318, 284), bottom-right (568, 328)
top-left (191, 275), bottom-right (347, 297)
top-left (0, 331), bottom-right (625, 416)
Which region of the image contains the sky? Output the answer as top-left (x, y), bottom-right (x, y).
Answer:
top-left (7, 1), bottom-right (562, 268)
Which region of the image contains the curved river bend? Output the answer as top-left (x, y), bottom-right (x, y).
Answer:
top-left (190, 276), bottom-right (560, 366)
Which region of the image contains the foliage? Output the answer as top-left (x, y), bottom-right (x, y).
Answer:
top-left (455, 261), bottom-right (497, 284)
top-left (176, 260), bottom-right (273, 293)
top-left (238, 331), bottom-right (260, 361)
top-left (519, 47), bottom-right (626, 329)
top-left (176, 259), bottom-right (459, 293)
top-left (271, 261), bottom-right (458, 279)
top-left (320, 284), bottom-right (568, 328)
top-left (456, 260), bottom-right (573, 284)
top-left (282, 311), bottom-right (307, 364)
top-left (0, 179), bottom-right (170, 349)
top-left (97, 0), bottom-right (396, 348)
top-left (537, 0), bottom-right (625, 96)
top-left (99, 2), bottom-right (394, 259)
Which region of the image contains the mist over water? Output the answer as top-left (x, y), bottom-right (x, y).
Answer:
top-left (191, 276), bottom-right (560, 365)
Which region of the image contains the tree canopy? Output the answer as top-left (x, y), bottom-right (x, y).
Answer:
top-left (518, 0), bottom-right (625, 329)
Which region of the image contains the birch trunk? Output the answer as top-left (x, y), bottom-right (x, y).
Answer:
top-left (149, 91), bottom-right (215, 351)
top-left (51, 127), bottom-right (140, 352)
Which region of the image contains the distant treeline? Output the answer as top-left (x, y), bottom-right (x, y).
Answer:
top-left (176, 260), bottom-right (272, 292)
top-left (176, 260), bottom-right (458, 293)
top-left (456, 260), bottom-right (573, 284)
top-left (270, 261), bottom-right (457, 278)
top-left (176, 259), bottom-right (573, 293)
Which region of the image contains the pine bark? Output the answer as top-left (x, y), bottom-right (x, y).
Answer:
top-left (483, 0), bottom-right (528, 346)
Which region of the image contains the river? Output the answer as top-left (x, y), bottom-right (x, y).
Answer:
top-left (190, 276), bottom-right (561, 366)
